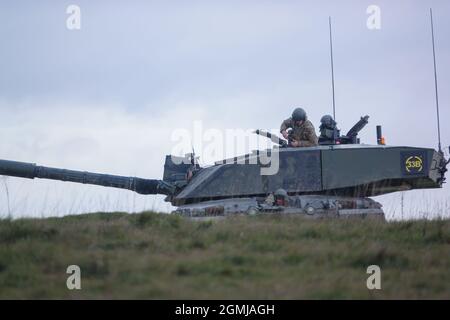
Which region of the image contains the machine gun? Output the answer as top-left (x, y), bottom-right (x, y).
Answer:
top-left (323, 115), bottom-right (369, 145)
top-left (341, 115), bottom-right (369, 144)
top-left (253, 129), bottom-right (288, 147)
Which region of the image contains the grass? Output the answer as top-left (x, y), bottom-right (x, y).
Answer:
top-left (0, 212), bottom-right (449, 299)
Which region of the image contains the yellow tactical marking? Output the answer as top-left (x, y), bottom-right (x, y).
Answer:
top-left (405, 156), bottom-right (423, 173)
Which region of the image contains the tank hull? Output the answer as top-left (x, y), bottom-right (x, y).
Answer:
top-left (172, 145), bottom-right (443, 205)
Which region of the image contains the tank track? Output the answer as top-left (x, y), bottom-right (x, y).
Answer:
top-left (173, 195), bottom-right (385, 221)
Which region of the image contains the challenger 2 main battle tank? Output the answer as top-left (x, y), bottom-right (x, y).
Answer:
top-left (0, 115), bottom-right (448, 220)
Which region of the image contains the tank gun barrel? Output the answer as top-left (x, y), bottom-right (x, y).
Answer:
top-left (0, 159), bottom-right (175, 195)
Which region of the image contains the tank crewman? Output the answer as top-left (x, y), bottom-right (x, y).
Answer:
top-left (318, 114), bottom-right (339, 145)
top-left (264, 188), bottom-right (288, 207)
top-left (280, 107), bottom-right (319, 147)
top-left (274, 188), bottom-right (288, 206)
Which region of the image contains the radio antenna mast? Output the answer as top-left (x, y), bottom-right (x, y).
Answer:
top-left (430, 8), bottom-right (442, 154)
top-left (329, 16), bottom-right (336, 121)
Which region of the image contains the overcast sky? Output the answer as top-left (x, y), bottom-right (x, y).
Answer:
top-left (0, 0), bottom-right (449, 219)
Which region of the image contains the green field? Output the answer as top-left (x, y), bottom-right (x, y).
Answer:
top-left (0, 212), bottom-right (449, 299)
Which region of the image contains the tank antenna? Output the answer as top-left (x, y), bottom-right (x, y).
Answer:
top-left (430, 8), bottom-right (442, 153)
top-left (329, 16), bottom-right (336, 121)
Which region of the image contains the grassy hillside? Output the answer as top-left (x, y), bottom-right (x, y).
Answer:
top-left (0, 212), bottom-right (449, 299)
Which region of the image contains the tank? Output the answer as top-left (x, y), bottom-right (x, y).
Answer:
top-left (0, 115), bottom-right (448, 220)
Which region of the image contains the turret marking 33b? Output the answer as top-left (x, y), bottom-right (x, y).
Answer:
top-left (401, 151), bottom-right (427, 175)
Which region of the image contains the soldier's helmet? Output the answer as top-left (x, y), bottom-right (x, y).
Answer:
top-left (320, 115), bottom-right (336, 130)
top-left (274, 188), bottom-right (288, 199)
top-left (274, 188), bottom-right (288, 206)
top-left (319, 115), bottom-right (339, 143)
top-left (292, 108), bottom-right (307, 122)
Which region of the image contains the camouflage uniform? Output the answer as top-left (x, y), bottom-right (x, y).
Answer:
top-left (280, 118), bottom-right (319, 147)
